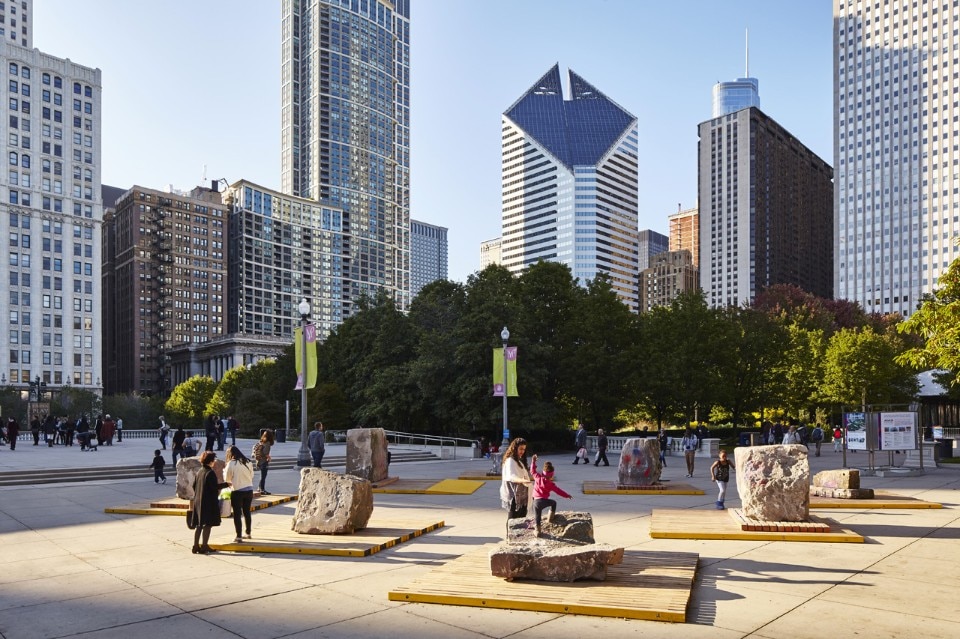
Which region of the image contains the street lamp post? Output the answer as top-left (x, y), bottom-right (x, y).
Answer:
top-left (501, 326), bottom-right (510, 447)
top-left (297, 298), bottom-right (312, 467)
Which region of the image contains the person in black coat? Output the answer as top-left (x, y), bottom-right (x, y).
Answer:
top-left (190, 451), bottom-right (228, 554)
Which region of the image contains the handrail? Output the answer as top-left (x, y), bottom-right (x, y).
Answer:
top-left (383, 430), bottom-right (477, 460)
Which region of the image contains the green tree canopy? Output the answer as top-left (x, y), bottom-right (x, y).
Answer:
top-left (897, 253), bottom-right (960, 387)
top-left (164, 375), bottom-right (217, 428)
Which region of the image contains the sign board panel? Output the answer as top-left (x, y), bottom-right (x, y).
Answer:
top-left (844, 412), bottom-right (867, 450)
top-left (879, 412), bottom-right (918, 451)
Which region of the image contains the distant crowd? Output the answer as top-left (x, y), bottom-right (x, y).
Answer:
top-left (1, 413), bottom-right (124, 451)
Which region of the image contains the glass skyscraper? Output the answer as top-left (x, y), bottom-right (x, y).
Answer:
top-left (500, 64), bottom-right (639, 310)
top-left (711, 77), bottom-right (761, 117)
top-left (280, 0), bottom-right (411, 318)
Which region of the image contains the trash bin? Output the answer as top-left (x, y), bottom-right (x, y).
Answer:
top-left (472, 443), bottom-right (483, 459)
top-left (738, 433), bottom-right (751, 446)
top-left (275, 429), bottom-right (286, 443)
top-left (940, 438), bottom-right (953, 458)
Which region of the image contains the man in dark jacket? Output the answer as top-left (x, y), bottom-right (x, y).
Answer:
top-left (573, 424), bottom-right (587, 464)
top-left (594, 428), bottom-right (610, 467)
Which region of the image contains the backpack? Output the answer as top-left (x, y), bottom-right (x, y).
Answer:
top-left (252, 442), bottom-right (265, 463)
top-left (811, 428), bottom-right (824, 442)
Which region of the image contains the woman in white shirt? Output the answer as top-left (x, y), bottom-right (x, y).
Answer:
top-left (223, 445), bottom-right (256, 543)
top-left (500, 437), bottom-right (533, 528)
top-left (783, 425), bottom-right (802, 445)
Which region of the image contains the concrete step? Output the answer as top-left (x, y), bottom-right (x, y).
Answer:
top-left (0, 450), bottom-right (440, 487)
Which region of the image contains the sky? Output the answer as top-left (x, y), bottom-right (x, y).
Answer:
top-left (34, 0), bottom-right (834, 284)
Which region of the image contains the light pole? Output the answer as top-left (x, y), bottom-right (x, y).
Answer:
top-left (297, 298), bottom-right (312, 467)
top-left (501, 326), bottom-right (510, 447)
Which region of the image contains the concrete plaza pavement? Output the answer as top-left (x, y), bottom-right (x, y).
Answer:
top-left (1, 436), bottom-right (959, 639)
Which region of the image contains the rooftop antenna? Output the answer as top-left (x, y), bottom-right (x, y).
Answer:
top-left (745, 28), bottom-right (750, 77)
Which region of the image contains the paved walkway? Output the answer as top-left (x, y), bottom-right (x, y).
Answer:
top-left (1, 437), bottom-right (958, 638)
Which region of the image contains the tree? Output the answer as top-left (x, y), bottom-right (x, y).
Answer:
top-left (897, 253), bottom-right (960, 387)
top-left (206, 365), bottom-right (249, 417)
top-left (820, 326), bottom-right (919, 409)
top-left (164, 375), bottom-right (217, 428)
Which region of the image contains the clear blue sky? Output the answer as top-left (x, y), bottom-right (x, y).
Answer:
top-left (35, 0), bottom-right (833, 283)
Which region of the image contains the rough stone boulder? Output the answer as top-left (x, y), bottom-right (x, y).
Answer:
top-left (493, 512), bottom-right (623, 582)
top-left (735, 444), bottom-right (810, 521)
top-left (617, 438), bottom-right (662, 487)
top-left (813, 469), bottom-right (860, 489)
top-left (175, 457), bottom-right (225, 501)
top-left (345, 428), bottom-right (389, 482)
top-left (810, 486), bottom-right (874, 499)
top-left (291, 468), bottom-right (373, 534)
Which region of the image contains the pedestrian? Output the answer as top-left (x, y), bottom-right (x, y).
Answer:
top-left (594, 428), bottom-right (610, 466)
top-left (710, 450), bottom-right (733, 510)
top-left (499, 437), bottom-right (533, 529)
top-left (150, 449), bottom-right (167, 484)
top-left (204, 415), bottom-right (217, 452)
top-left (95, 415), bottom-right (104, 446)
top-left (31, 416), bottom-right (41, 445)
top-left (530, 455), bottom-right (572, 536)
top-left (773, 422), bottom-right (784, 444)
top-left (5, 417), bottom-right (19, 451)
top-left (227, 416), bottom-right (239, 446)
top-left (188, 451), bottom-right (228, 555)
top-left (572, 423), bottom-right (587, 464)
top-left (833, 426), bottom-right (843, 452)
top-left (171, 426), bottom-right (186, 466)
top-left (657, 427), bottom-right (668, 466)
top-left (696, 422), bottom-right (710, 449)
top-left (810, 424), bottom-right (824, 456)
top-left (681, 428), bottom-right (699, 477)
top-left (158, 416), bottom-right (170, 450)
top-left (116, 416), bottom-right (123, 443)
top-left (65, 416), bottom-right (75, 446)
top-left (223, 445), bottom-right (255, 543)
top-left (76, 415), bottom-right (92, 450)
top-left (252, 430), bottom-right (274, 495)
top-left (101, 415), bottom-right (116, 446)
top-left (43, 415), bottom-right (57, 447)
top-left (308, 421), bottom-right (326, 467)
top-left (783, 425), bottom-right (802, 445)
top-left (217, 416), bottom-right (227, 451)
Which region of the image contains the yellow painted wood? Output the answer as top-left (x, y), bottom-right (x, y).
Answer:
top-left (457, 471), bottom-right (503, 481)
top-left (582, 481), bottom-right (704, 495)
top-left (650, 508), bottom-right (864, 543)
top-left (810, 491), bottom-right (942, 509)
top-left (371, 479), bottom-right (484, 494)
top-left (389, 547), bottom-right (698, 622)
top-left (104, 494), bottom-right (296, 516)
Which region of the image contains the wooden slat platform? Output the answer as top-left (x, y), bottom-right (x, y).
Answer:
top-left (728, 509), bottom-right (831, 533)
top-left (370, 476), bottom-right (399, 488)
top-left (389, 546), bottom-right (698, 622)
top-left (650, 508), bottom-right (863, 543)
top-left (104, 493), bottom-right (296, 516)
top-left (458, 471), bottom-right (503, 481)
top-left (373, 479), bottom-right (484, 495)
top-left (583, 481), bottom-right (704, 495)
top-left (209, 518), bottom-right (444, 557)
top-left (810, 491), bottom-right (943, 509)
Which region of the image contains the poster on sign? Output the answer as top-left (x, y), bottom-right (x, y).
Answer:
top-left (879, 412), bottom-right (917, 451)
top-left (844, 412), bottom-right (868, 450)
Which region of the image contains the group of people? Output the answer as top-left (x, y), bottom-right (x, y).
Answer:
top-left (0, 414), bottom-right (121, 451)
top-left (187, 445), bottom-right (257, 554)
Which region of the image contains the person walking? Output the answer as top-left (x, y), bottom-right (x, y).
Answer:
top-left (308, 421), bottom-right (326, 468)
top-left (593, 428), bottom-right (610, 466)
top-left (657, 427), bottom-right (668, 466)
top-left (189, 451), bottom-right (228, 554)
top-left (5, 417), bottom-right (19, 451)
top-left (223, 445), bottom-right (255, 542)
top-left (530, 455), bottom-right (572, 536)
top-left (31, 417), bottom-right (41, 446)
top-left (572, 424), bottom-right (587, 464)
top-left (499, 437), bottom-right (533, 529)
top-left (43, 415), bottom-right (57, 447)
top-left (204, 415), bottom-right (217, 452)
top-left (171, 426), bottom-right (187, 466)
top-left (252, 430), bottom-right (274, 495)
top-left (101, 415), bottom-right (116, 446)
top-left (115, 416), bottom-right (123, 443)
top-left (810, 425), bottom-right (824, 456)
top-left (150, 449), bottom-right (167, 484)
top-left (833, 426), bottom-right (843, 452)
top-left (158, 416), bottom-right (170, 450)
top-left (681, 428), bottom-right (699, 477)
top-left (710, 450), bottom-right (733, 510)
top-left (783, 425), bottom-right (802, 445)
top-left (227, 416), bottom-right (239, 446)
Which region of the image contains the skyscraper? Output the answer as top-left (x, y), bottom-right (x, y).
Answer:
top-left (699, 108), bottom-right (833, 307)
top-left (280, 0), bottom-right (411, 317)
top-left (834, 0), bottom-right (960, 316)
top-left (712, 31), bottom-right (760, 117)
top-left (638, 229), bottom-right (668, 271)
top-left (669, 205), bottom-right (700, 267)
top-left (500, 64), bottom-right (639, 309)
top-left (480, 237), bottom-right (502, 270)
top-left (410, 219), bottom-right (447, 298)
top-left (639, 249), bottom-right (699, 313)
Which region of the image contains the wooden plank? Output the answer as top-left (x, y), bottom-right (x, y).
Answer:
top-left (810, 491), bottom-right (943, 509)
top-left (582, 481), bottom-right (704, 495)
top-left (458, 471), bottom-right (503, 481)
top-left (389, 547), bottom-right (698, 622)
top-left (650, 508), bottom-right (863, 543)
top-left (105, 494), bottom-right (296, 516)
top-left (372, 479), bottom-right (437, 494)
top-left (728, 509), bottom-right (831, 533)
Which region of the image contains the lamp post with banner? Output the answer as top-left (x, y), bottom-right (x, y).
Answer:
top-left (297, 299), bottom-right (314, 467)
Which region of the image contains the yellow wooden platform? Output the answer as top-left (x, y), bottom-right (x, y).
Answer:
top-left (810, 491), bottom-right (943, 509)
top-left (649, 508), bottom-right (863, 543)
top-left (389, 546), bottom-right (698, 622)
top-left (104, 493), bottom-right (296, 516)
top-left (209, 517), bottom-right (444, 557)
top-left (372, 479), bottom-right (484, 495)
top-left (582, 481), bottom-right (704, 495)
top-left (457, 471), bottom-right (503, 481)
top-left (728, 509), bottom-right (830, 533)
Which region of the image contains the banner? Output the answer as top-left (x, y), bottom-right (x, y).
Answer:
top-left (294, 325), bottom-right (318, 390)
top-left (492, 346), bottom-right (518, 397)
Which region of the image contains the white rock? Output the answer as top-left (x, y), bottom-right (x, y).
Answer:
top-left (735, 444), bottom-right (810, 521)
top-left (617, 438), bottom-right (662, 487)
top-left (345, 428), bottom-right (389, 482)
top-left (291, 467), bottom-right (373, 534)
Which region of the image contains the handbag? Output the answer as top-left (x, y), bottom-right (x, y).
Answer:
top-left (219, 498), bottom-right (231, 518)
top-left (577, 447), bottom-right (587, 459)
top-left (186, 509), bottom-right (196, 530)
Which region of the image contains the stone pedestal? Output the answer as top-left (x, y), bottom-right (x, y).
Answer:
top-left (291, 467), bottom-right (373, 534)
top-left (175, 457), bottom-right (225, 500)
top-left (345, 428), bottom-right (389, 482)
top-left (813, 469), bottom-right (860, 489)
top-left (735, 444), bottom-right (810, 521)
top-left (617, 438), bottom-right (662, 487)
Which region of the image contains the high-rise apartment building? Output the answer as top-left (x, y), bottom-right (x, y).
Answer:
top-left (280, 0), bottom-right (411, 317)
top-left (480, 237), bottom-right (501, 270)
top-left (501, 64), bottom-right (639, 309)
top-left (699, 107), bottom-right (833, 307)
top-left (0, 35), bottom-right (102, 393)
top-left (101, 185), bottom-right (228, 395)
top-left (1, 0), bottom-right (31, 48)
top-left (410, 219), bottom-right (447, 298)
top-left (639, 249), bottom-right (699, 312)
top-left (669, 205), bottom-right (700, 268)
top-left (638, 229), bottom-right (668, 271)
top-left (834, 0), bottom-right (960, 315)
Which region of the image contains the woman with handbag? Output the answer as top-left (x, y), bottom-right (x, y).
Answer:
top-left (223, 445), bottom-right (255, 543)
top-left (189, 451), bottom-right (228, 554)
top-left (499, 437), bottom-right (533, 532)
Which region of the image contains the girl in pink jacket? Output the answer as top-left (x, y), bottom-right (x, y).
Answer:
top-left (530, 455), bottom-right (573, 536)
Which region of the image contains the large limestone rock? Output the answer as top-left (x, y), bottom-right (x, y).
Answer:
top-left (617, 438), bottom-right (662, 487)
top-left (493, 512), bottom-right (622, 582)
top-left (735, 445), bottom-right (810, 521)
top-left (345, 428), bottom-right (389, 482)
top-left (175, 457), bottom-right (225, 500)
top-left (291, 468), bottom-right (373, 534)
top-left (813, 469), bottom-right (860, 489)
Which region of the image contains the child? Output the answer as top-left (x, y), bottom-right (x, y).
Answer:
top-left (150, 449), bottom-right (167, 484)
top-left (530, 454), bottom-right (573, 536)
top-left (710, 450), bottom-right (732, 510)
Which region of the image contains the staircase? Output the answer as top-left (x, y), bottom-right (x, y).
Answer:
top-left (0, 450), bottom-right (440, 487)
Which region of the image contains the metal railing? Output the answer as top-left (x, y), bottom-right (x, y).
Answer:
top-left (383, 430), bottom-right (477, 460)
